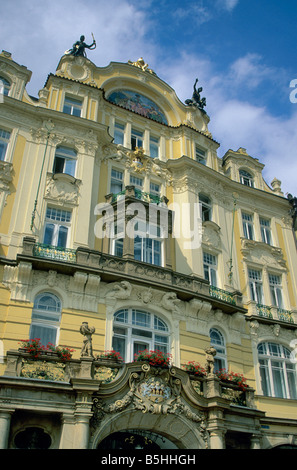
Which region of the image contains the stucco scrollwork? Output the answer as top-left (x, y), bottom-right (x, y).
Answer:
top-left (45, 173), bottom-right (81, 206)
top-left (92, 364), bottom-right (207, 443)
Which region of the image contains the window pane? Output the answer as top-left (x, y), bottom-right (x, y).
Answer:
top-left (57, 226), bottom-right (68, 248)
top-left (259, 360), bottom-right (271, 396)
top-left (43, 223), bottom-right (54, 245)
top-left (132, 310), bottom-right (151, 328)
top-left (30, 324), bottom-right (57, 346)
top-left (112, 335), bottom-right (126, 360)
top-left (0, 128), bottom-right (10, 161)
top-left (271, 362), bottom-right (285, 398)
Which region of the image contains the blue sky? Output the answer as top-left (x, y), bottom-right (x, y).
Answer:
top-left (1, 0), bottom-right (297, 194)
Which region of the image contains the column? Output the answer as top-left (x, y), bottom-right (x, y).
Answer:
top-left (59, 413), bottom-right (76, 449)
top-left (209, 429), bottom-right (225, 449)
top-left (74, 414), bottom-right (92, 449)
top-left (0, 410), bottom-right (13, 449)
top-left (250, 434), bottom-right (262, 449)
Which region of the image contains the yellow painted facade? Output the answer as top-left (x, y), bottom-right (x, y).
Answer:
top-left (0, 48), bottom-right (297, 450)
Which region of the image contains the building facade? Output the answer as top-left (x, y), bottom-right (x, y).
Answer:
top-left (0, 47), bottom-right (297, 450)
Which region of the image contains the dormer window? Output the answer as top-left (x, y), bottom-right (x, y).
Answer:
top-left (63, 96), bottom-right (83, 117)
top-left (239, 170), bottom-right (254, 187)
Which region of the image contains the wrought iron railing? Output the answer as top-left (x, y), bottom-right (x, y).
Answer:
top-left (33, 243), bottom-right (76, 263)
top-left (112, 188), bottom-right (162, 204)
top-left (209, 285), bottom-right (236, 305)
top-left (277, 308), bottom-right (294, 323)
top-left (256, 304), bottom-right (273, 319)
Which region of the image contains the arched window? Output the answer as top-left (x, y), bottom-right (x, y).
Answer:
top-left (199, 193), bottom-right (212, 222)
top-left (210, 328), bottom-right (227, 372)
top-left (112, 308), bottom-right (170, 363)
top-left (0, 76), bottom-right (10, 96)
top-left (239, 170), bottom-right (254, 187)
top-left (30, 293), bottom-right (62, 346)
top-left (53, 146), bottom-right (77, 177)
top-left (258, 342), bottom-right (297, 399)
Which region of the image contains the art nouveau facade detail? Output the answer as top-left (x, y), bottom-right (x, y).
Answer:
top-left (0, 48), bottom-right (297, 449)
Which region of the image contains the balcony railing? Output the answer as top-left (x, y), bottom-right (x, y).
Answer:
top-left (209, 285), bottom-right (236, 305)
top-left (277, 308), bottom-right (294, 323)
top-left (256, 304), bottom-right (273, 319)
top-left (33, 243), bottom-right (76, 263)
top-left (110, 187), bottom-right (167, 205)
top-left (254, 303), bottom-right (294, 323)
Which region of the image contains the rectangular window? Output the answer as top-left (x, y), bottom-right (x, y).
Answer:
top-left (130, 175), bottom-right (143, 190)
top-left (134, 222), bottom-right (163, 266)
top-left (242, 212), bottom-right (254, 240)
top-left (248, 269), bottom-right (263, 304)
top-left (195, 146), bottom-right (207, 165)
top-left (149, 136), bottom-right (159, 158)
top-left (260, 217), bottom-right (272, 245)
top-left (114, 122), bottom-right (125, 145)
top-left (63, 96), bottom-right (82, 117)
top-left (269, 274), bottom-right (283, 308)
top-left (203, 252), bottom-right (217, 286)
top-left (0, 128), bottom-right (11, 161)
top-left (43, 207), bottom-right (72, 248)
top-left (111, 169), bottom-right (124, 194)
top-left (111, 221), bottom-right (124, 257)
top-left (53, 146), bottom-right (77, 177)
top-left (131, 128), bottom-right (143, 150)
top-left (150, 182), bottom-right (160, 200)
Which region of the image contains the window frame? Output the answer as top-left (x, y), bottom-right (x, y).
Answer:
top-left (29, 292), bottom-right (62, 347)
top-left (210, 328), bottom-right (227, 372)
top-left (258, 342), bottom-right (297, 399)
top-left (0, 128), bottom-right (11, 161)
top-left (43, 206), bottom-right (72, 249)
top-left (113, 122), bottom-right (125, 145)
top-left (242, 212), bottom-right (254, 240)
top-left (248, 268), bottom-right (263, 304)
top-left (269, 273), bottom-right (284, 308)
top-left (195, 145), bottom-right (207, 165)
top-left (131, 128), bottom-right (143, 150)
top-left (203, 252), bottom-right (217, 287)
top-left (63, 95), bottom-right (83, 117)
top-left (53, 146), bottom-right (77, 177)
top-left (260, 217), bottom-right (272, 245)
top-left (199, 193), bottom-right (212, 222)
top-left (112, 308), bottom-right (170, 363)
top-left (0, 76), bottom-right (10, 96)
top-left (239, 169), bottom-right (254, 187)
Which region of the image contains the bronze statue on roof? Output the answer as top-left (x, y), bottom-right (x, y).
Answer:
top-left (185, 78), bottom-right (207, 113)
top-left (65, 34), bottom-right (96, 58)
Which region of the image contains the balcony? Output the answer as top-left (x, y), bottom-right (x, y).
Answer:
top-left (107, 186), bottom-right (169, 206)
top-left (33, 243), bottom-right (76, 263)
top-left (246, 301), bottom-right (296, 325)
top-left (209, 285), bottom-right (236, 306)
top-left (2, 348), bottom-right (256, 409)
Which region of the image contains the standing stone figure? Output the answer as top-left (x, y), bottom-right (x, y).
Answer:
top-left (80, 322), bottom-right (95, 357)
top-left (205, 346), bottom-right (217, 376)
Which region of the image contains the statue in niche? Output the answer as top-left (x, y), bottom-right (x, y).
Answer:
top-left (65, 34), bottom-right (96, 57)
top-left (80, 322), bottom-right (95, 357)
top-left (185, 78), bottom-right (207, 113)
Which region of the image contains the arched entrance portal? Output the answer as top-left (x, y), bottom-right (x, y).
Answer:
top-left (91, 409), bottom-right (206, 449)
top-left (97, 430), bottom-right (179, 450)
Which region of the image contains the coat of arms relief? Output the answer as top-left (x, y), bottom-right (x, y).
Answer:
top-left (92, 364), bottom-right (208, 445)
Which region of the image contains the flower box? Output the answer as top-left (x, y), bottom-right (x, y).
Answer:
top-left (133, 349), bottom-right (171, 368)
top-left (182, 361), bottom-right (207, 378)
